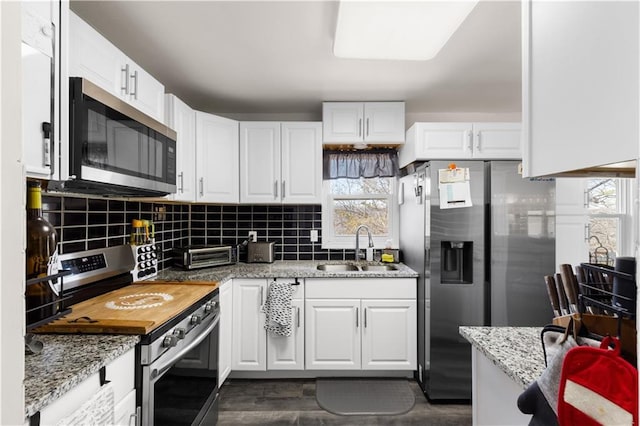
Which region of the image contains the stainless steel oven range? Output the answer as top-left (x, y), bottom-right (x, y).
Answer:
top-left (44, 245), bottom-right (220, 426)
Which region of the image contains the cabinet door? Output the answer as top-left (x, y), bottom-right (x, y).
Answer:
top-left (281, 122), bottom-right (322, 204)
top-left (196, 112), bottom-right (239, 203)
top-left (267, 299), bottom-right (304, 370)
top-left (219, 280), bottom-right (233, 384)
top-left (165, 95), bottom-right (196, 202)
top-left (556, 215), bottom-right (589, 269)
top-left (322, 102), bottom-right (364, 143)
top-left (232, 279), bottom-right (267, 371)
top-left (413, 123), bottom-right (473, 159)
top-left (472, 123), bottom-right (521, 159)
top-left (125, 58), bottom-right (165, 123)
top-left (361, 300), bottom-right (417, 370)
top-left (363, 102), bottom-right (405, 143)
top-left (305, 299), bottom-right (361, 370)
top-left (523, 1), bottom-right (638, 177)
top-left (68, 11), bottom-right (124, 97)
top-left (240, 122), bottom-right (281, 203)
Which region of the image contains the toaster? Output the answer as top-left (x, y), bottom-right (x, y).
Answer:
top-left (246, 241), bottom-right (275, 263)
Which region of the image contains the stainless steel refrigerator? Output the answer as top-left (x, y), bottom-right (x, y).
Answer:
top-left (399, 160), bottom-right (555, 400)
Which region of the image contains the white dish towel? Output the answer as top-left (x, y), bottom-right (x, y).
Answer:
top-left (263, 281), bottom-right (294, 337)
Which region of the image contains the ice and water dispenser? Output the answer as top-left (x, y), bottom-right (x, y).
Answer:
top-left (441, 241), bottom-right (473, 284)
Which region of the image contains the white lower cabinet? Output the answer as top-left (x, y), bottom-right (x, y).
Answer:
top-left (219, 279), bottom-right (233, 385)
top-left (232, 279), bottom-right (267, 371)
top-left (36, 347), bottom-right (136, 425)
top-left (305, 299), bottom-right (361, 369)
top-left (232, 278), bottom-right (305, 371)
top-left (267, 298), bottom-right (305, 370)
top-left (305, 278), bottom-right (417, 371)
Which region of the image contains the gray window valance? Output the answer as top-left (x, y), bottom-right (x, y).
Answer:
top-left (323, 149), bottom-right (399, 179)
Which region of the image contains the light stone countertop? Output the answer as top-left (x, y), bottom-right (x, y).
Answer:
top-left (26, 260), bottom-right (417, 419)
top-left (154, 260), bottom-right (418, 284)
top-left (459, 326), bottom-right (545, 389)
top-left (24, 334), bottom-right (139, 419)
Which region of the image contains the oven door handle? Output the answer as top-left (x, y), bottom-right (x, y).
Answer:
top-left (153, 315), bottom-right (219, 380)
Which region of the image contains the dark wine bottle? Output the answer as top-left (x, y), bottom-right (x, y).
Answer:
top-left (25, 180), bottom-right (59, 325)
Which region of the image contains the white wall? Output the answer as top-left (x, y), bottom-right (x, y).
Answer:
top-left (0, 1), bottom-right (26, 424)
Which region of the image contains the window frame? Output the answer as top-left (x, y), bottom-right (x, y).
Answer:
top-left (321, 177), bottom-right (400, 250)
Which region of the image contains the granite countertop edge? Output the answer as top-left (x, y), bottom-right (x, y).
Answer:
top-left (24, 334), bottom-right (140, 419)
top-left (154, 260), bottom-right (419, 283)
top-left (459, 326), bottom-right (545, 389)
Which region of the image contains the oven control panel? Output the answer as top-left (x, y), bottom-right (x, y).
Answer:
top-left (131, 243), bottom-right (158, 281)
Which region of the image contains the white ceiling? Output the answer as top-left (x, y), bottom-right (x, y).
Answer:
top-left (70, 0), bottom-right (522, 119)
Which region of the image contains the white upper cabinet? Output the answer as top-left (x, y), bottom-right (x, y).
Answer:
top-left (165, 94), bottom-right (196, 202)
top-left (399, 122), bottom-right (521, 167)
top-left (522, 1), bottom-right (638, 177)
top-left (22, 1), bottom-right (58, 179)
top-left (322, 102), bottom-right (405, 144)
top-left (195, 112), bottom-right (239, 203)
top-left (68, 11), bottom-right (165, 123)
top-left (240, 122), bottom-right (322, 204)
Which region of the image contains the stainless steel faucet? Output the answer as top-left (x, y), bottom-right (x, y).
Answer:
top-left (355, 224), bottom-right (374, 260)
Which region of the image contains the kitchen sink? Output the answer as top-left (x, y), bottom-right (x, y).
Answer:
top-left (316, 263), bottom-right (399, 272)
top-left (316, 264), bottom-right (360, 271)
top-left (360, 265), bottom-right (398, 271)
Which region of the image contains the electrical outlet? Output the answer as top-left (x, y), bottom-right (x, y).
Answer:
top-left (310, 229), bottom-right (318, 243)
top-left (248, 231), bottom-right (257, 242)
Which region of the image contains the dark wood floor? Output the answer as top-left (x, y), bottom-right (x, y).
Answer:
top-left (217, 379), bottom-right (472, 425)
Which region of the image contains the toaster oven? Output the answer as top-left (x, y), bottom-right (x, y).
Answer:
top-left (173, 245), bottom-right (235, 270)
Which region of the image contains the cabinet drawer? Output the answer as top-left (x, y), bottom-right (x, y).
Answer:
top-left (105, 348), bottom-right (135, 403)
top-left (113, 389), bottom-right (136, 426)
top-left (305, 278), bottom-right (415, 299)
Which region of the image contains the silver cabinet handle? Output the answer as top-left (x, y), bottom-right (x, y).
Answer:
top-left (178, 172), bottom-right (184, 193)
top-left (467, 130), bottom-right (473, 152)
top-left (130, 70), bottom-right (138, 99)
top-left (274, 180), bottom-right (278, 199)
top-left (42, 122), bottom-right (51, 168)
top-left (260, 286), bottom-right (264, 306)
top-left (583, 189), bottom-right (589, 209)
top-left (296, 307), bottom-right (300, 328)
top-left (129, 406), bottom-right (141, 426)
top-left (584, 224), bottom-right (590, 242)
top-left (121, 64), bottom-right (130, 94)
top-left (364, 307), bottom-right (367, 328)
top-left (366, 118), bottom-right (369, 137)
top-left (475, 131), bottom-right (481, 151)
top-left (358, 118), bottom-right (362, 137)
top-left (281, 181), bottom-right (285, 199)
top-left (355, 307), bottom-right (359, 328)
top-left (199, 177), bottom-right (204, 196)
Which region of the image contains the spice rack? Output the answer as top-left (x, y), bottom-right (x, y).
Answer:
top-left (25, 270), bottom-right (72, 331)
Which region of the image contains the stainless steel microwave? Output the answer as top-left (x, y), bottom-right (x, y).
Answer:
top-left (52, 77), bottom-right (177, 196)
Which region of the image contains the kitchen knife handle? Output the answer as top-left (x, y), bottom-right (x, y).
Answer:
top-left (544, 275), bottom-right (561, 317)
top-left (560, 264), bottom-right (580, 313)
top-left (555, 273), bottom-right (569, 316)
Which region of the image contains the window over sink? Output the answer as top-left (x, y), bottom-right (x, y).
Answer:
top-left (321, 150), bottom-right (399, 249)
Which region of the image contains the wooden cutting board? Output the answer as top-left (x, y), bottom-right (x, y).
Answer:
top-left (34, 283), bottom-right (217, 335)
